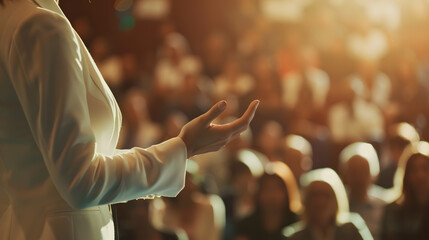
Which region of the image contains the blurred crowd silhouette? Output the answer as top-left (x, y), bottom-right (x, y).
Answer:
top-left (64, 0), bottom-right (429, 239)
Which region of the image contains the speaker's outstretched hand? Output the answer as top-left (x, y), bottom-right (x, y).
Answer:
top-left (178, 100), bottom-right (260, 158)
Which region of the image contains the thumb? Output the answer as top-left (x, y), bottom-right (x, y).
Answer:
top-left (201, 100), bottom-right (227, 125)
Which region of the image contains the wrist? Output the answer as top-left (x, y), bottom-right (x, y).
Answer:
top-left (178, 133), bottom-right (192, 158)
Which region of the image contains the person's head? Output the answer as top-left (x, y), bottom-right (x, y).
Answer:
top-left (282, 134), bottom-right (313, 181)
top-left (163, 32), bottom-right (189, 61)
top-left (387, 122), bottom-right (420, 164)
top-left (256, 161), bottom-right (302, 216)
top-left (301, 168), bottom-right (349, 227)
top-left (393, 141), bottom-right (429, 207)
top-left (202, 31), bottom-right (229, 74)
top-left (122, 53), bottom-right (140, 79)
top-left (256, 121), bottom-right (283, 159)
top-left (229, 149), bottom-right (266, 197)
top-left (339, 143), bottom-right (380, 197)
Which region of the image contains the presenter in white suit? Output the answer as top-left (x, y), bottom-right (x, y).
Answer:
top-left (0, 0), bottom-right (260, 239)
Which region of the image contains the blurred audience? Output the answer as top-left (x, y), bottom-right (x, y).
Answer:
top-left (381, 141), bottom-right (429, 240)
top-left (387, 50), bottom-right (428, 128)
top-left (346, 16), bottom-right (388, 62)
top-left (150, 168), bottom-right (225, 240)
top-left (153, 33), bottom-right (202, 101)
top-left (118, 88), bottom-right (162, 149)
top-left (254, 120), bottom-right (284, 162)
top-left (66, 0), bottom-right (429, 238)
top-left (213, 55), bottom-right (255, 100)
top-left (116, 200), bottom-right (188, 240)
top-left (328, 80), bottom-right (384, 145)
top-left (348, 60), bottom-right (391, 110)
top-left (281, 45), bottom-right (330, 112)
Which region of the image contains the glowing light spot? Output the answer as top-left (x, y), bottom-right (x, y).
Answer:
top-left (119, 15), bottom-right (135, 31)
top-left (238, 150), bottom-right (265, 177)
top-left (284, 134), bottom-right (312, 156)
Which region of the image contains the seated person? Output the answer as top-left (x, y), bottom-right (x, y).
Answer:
top-left (222, 149), bottom-right (266, 240)
top-left (150, 160), bottom-right (225, 240)
top-left (376, 123), bottom-right (419, 189)
top-left (281, 134), bottom-right (313, 182)
top-left (115, 199), bottom-right (188, 240)
top-left (339, 142), bottom-right (386, 239)
top-left (235, 161), bottom-right (301, 240)
top-left (284, 168), bottom-right (373, 240)
top-left (381, 141), bottom-right (429, 240)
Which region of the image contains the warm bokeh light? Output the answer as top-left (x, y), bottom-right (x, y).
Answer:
top-left (59, 0), bottom-right (429, 239)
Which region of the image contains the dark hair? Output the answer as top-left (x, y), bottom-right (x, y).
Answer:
top-left (402, 153), bottom-right (429, 203)
top-left (256, 173), bottom-right (291, 211)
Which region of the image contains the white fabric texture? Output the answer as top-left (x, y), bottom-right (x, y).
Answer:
top-left (0, 0), bottom-right (188, 239)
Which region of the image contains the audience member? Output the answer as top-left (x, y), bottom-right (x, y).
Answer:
top-left (235, 161), bottom-right (301, 240)
top-left (377, 123), bottom-right (420, 189)
top-left (222, 150), bottom-right (266, 240)
top-left (339, 142), bottom-right (385, 239)
top-left (381, 141), bottom-right (429, 240)
top-left (284, 168), bottom-right (373, 240)
top-left (281, 134), bottom-right (313, 182)
top-left (62, 1), bottom-right (429, 238)
top-left (150, 168), bottom-right (225, 240)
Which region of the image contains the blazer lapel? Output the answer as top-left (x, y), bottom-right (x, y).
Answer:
top-left (33, 0), bottom-right (111, 102)
top-left (34, 0), bottom-right (122, 155)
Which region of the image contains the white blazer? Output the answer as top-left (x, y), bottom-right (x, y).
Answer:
top-left (0, 0), bottom-right (188, 239)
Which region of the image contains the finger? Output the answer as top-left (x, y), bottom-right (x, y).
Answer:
top-left (200, 100), bottom-right (227, 125)
top-left (219, 100), bottom-right (259, 133)
top-left (237, 100), bottom-right (260, 126)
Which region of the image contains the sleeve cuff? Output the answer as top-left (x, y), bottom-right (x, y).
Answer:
top-left (161, 137), bottom-right (188, 163)
top-left (142, 137), bottom-right (188, 197)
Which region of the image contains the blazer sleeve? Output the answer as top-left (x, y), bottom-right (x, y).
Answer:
top-left (8, 12), bottom-right (187, 210)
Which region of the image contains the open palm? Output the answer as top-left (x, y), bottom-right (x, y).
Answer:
top-left (178, 100), bottom-right (260, 158)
